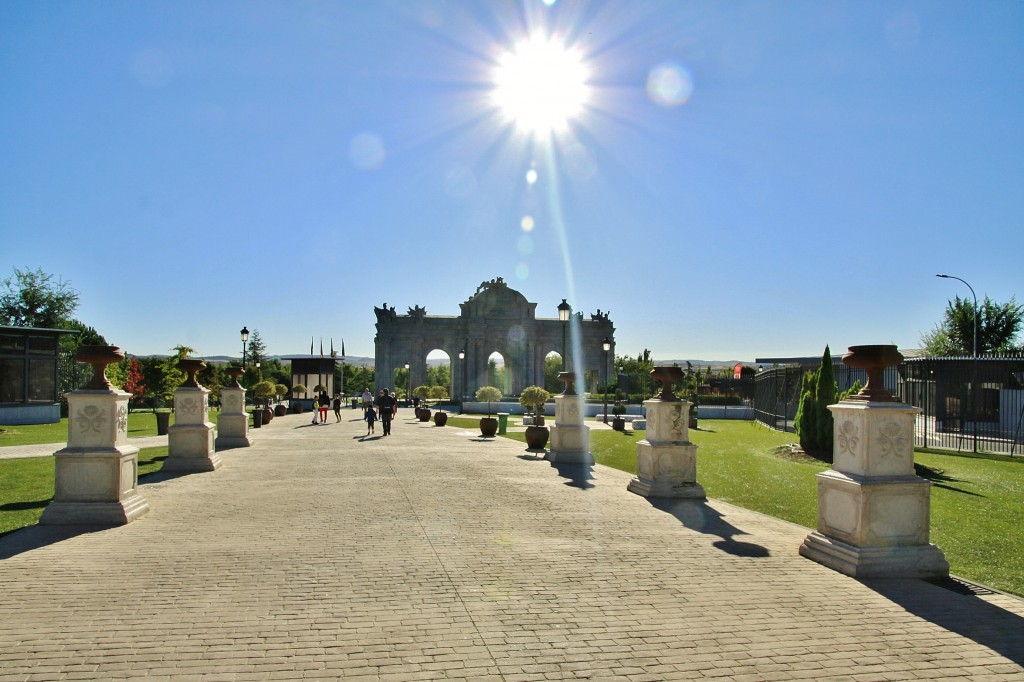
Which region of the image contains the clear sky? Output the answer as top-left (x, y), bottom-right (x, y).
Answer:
top-left (2, 1), bottom-right (1021, 363)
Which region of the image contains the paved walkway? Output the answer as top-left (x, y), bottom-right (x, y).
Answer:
top-left (1, 410), bottom-right (1022, 681)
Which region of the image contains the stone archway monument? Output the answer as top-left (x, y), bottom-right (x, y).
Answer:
top-left (374, 278), bottom-right (615, 399)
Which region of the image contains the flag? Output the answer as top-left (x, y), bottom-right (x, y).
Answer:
top-left (320, 339), bottom-right (324, 357)
top-left (310, 337), bottom-right (314, 355)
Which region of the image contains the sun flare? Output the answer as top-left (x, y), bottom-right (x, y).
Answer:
top-left (492, 37), bottom-right (590, 135)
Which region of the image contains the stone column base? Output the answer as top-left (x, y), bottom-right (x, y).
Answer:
top-left (547, 424), bottom-right (593, 464)
top-left (799, 532), bottom-right (949, 579)
top-left (215, 413), bottom-right (252, 450)
top-left (40, 447), bottom-right (150, 526)
top-left (166, 423), bottom-right (220, 472)
top-left (627, 441), bottom-right (706, 499)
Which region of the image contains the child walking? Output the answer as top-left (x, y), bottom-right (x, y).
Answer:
top-left (364, 405), bottom-right (377, 435)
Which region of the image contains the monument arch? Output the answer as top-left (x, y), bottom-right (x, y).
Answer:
top-left (373, 278), bottom-right (615, 398)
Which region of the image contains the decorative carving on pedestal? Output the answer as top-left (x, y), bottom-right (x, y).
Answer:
top-left (799, 344), bottom-right (948, 578)
top-left (40, 345), bottom-right (149, 526)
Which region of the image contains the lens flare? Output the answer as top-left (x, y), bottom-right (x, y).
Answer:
top-left (646, 62), bottom-right (694, 107)
top-left (520, 215), bottom-right (535, 232)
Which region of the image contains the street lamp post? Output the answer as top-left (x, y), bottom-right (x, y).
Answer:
top-left (458, 349), bottom-right (466, 406)
top-left (405, 362), bottom-right (410, 407)
top-left (936, 273), bottom-right (979, 453)
top-left (240, 327), bottom-right (250, 368)
top-left (558, 299), bottom-right (571, 374)
top-left (602, 337), bottom-right (611, 423)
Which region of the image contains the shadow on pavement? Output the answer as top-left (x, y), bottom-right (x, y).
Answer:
top-left (0, 524), bottom-right (108, 560)
top-left (548, 460), bottom-right (595, 490)
top-left (648, 497), bottom-right (771, 558)
top-left (863, 578), bottom-right (1024, 666)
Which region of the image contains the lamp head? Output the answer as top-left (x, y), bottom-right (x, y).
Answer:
top-left (240, 326), bottom-right (249, 342)
top-left (602, 337), bottom-right (611, 352)
top-left (557, 298), bottom-right (571, 321)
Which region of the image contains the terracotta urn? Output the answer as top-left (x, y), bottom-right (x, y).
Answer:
top-left (225, 366), bottom-right (244, 389)
top-left (177, 358), bottom-right (207, 388)
top-left (525, 424), bottom-right (550, 450)
top-left (841, 345), bottom-right (903, 402)
top-left (479, 417), bottom-right (498, 437)
top-left (76, 345), bottom-right (125, 391)
top-left (557, 372), bottom-right (577, 396)
top-left (650, 365), bottom-right (683, 401)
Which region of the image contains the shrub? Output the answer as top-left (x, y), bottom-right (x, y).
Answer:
top-left (429, 385), bottom-right (448, 401)
top-left (518, 386), bottom-right (550, 415)
top-left (475, 386), bottom-right (502, 416)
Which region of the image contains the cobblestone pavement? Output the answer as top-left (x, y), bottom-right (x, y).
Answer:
top-left (1, 409), bottom-right (1022, 681)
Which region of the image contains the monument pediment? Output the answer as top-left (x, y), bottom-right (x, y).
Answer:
top-left (462, 277), bottom-right (534, 318)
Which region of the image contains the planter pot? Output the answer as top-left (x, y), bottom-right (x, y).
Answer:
top-left (524, 425), bottom-right (549, 449)
top-left (251, 410), bottom-right (261, 428)
top-left (612, 417), bottom-right (626, 431)
top-left (261, 408), bottom-right (273, 424)
top-left (479, 417), bottom-right (498, 437)
top-left (155, 411), bottom-right (170, 436)
top-left (274, 404), bottom-right (287, 417)
top-left (433, 411), bottom-right (448, 427)
top-left (292, 402), bottom-right (304, 414)
top-left (417, 408), bottom-right (432, 422)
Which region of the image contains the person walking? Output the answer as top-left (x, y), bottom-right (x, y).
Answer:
top-left (332, 394), bottom-right (342, 422)
top-left (318, 390), bottom-right (330, 424)
top-left (364, 404), bottom-right (377, 436)
top-left (361, 387), bottom-right (373, 415)
top-left (376, 389), bottom-right (397, 436)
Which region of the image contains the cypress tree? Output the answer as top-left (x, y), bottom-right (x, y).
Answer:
top-left (815, 345), bottom-right (838, 457)
top-left (794, 370), bottom-right (818, 453)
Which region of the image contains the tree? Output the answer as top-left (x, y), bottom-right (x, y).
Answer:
top-left (247, 329), bottom-right (267, 365)
top-left (921, 295), bottom-right (1023, 356)
top-left (794, 346), bottom-right (838, 458)
top-left (615, 349), bottom-right (654, 402)
top-left (0, 267), bottom-right (79, 328)
top-left (429, 385), bottom-right (448, 401)
top-left (122, 357), bottom-right (147, 410)
top-left (519, 385), bottom-right (550, 416)
top-left (475, 386), bottom-right (502, 416)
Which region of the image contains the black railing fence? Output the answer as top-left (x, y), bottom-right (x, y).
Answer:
top-left (754, 355), bottom-right (1024, 455)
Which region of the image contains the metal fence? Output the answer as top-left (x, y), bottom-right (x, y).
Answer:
top-left (754, 355), bottom-right (1024, 456)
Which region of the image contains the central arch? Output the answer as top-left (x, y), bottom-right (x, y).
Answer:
top-left (373, 278), bottom-right (616, 398)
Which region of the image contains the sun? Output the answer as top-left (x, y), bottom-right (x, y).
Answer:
top-left (492, 36), bottom-right (590, 135)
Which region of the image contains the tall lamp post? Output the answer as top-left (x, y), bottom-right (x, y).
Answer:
top-left (458, 349), bottom-right (466, 406)
top-left (240, 327), bottom-right (250, 368)
top-left (602, 337), bottom-right (611, 423)
top-left (936, 273), bottom-right (979, 452)
top-left (405, 362), bottom-right (410, 406)
top-left (558, 299), bottom-right (572, 374)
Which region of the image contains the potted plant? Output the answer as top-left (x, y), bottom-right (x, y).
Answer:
top-left (475, 386), bottom-right (502, 437)
top-left (519, 385), bottom-right (550, 449)
top-left (274, 383), bottom-right (289, 416)
top-left (413, 385), bottom-right (432, 421)
top-left (430, 386), bottom-right (449, 425)
top-left (611, 401), bottom-right (627, 431)
top-left (291, 384), bottom-right (307, 413)
top-left (254, 380), bottom-right (276, 424)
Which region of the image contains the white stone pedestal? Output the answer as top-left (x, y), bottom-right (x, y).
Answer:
top-left (215, 386), bottom-right (251, 449)
top-left (799, 400), bottom-right (948, 578)
top-left (628, 399), bottom-right (705, 499)
top-left (165, 386), bottom-right (220, 472)
top-left (40, 389), bottom-right (150, 525)
top-left (548, 395), bottom-right (592, 465)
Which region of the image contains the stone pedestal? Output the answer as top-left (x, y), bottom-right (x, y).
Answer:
top-left (628, 399), bottom-right (705, 499)
top-left (800, 400), bottom-right (948, 578)
top-left (165, 386), bottom-right (220, 472)
top-left (40, 389), bottom-right (150, 525)
top-left (215, 386), bottom-right (251, 449)
top-left (548, 395), bottom-right (592, 465)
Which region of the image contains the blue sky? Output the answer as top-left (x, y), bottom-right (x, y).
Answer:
top-left (2, 1), bottom-right (1021, 363)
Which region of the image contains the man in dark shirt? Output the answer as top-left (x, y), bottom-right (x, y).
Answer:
top-left (376, 389), bottom-right (397, 436)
